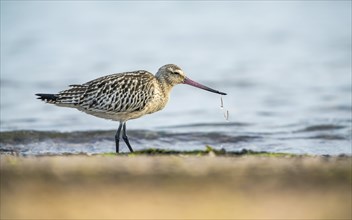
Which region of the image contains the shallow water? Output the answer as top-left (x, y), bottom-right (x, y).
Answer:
top-left (1, 2), bottom-right (351, 155)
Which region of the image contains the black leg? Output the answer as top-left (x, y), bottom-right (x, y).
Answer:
top-left (115, 123), bottom-right (123, 153)
top-left (122, 122), bottom-right (134, 153)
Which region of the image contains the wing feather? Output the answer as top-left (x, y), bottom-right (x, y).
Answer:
top-left (78, 71), bottom-right (155, 113)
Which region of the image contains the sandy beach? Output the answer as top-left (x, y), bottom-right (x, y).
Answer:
top-left (1, 154), bottom-right (351, 219)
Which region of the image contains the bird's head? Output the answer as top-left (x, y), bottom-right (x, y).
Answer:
top-left (156, 64), bottom-right (186, 86)
top-left (156, 64), bottom-right (227, 95)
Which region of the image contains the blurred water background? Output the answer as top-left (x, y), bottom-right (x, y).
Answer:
top-left (1, 1), bottom-right (351, 155)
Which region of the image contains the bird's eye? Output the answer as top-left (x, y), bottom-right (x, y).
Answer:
top-left (173, 71), bottom-right (180, 75)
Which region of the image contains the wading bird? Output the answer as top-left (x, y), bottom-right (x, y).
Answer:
top-left (36, 64), bottom-right (227, 153)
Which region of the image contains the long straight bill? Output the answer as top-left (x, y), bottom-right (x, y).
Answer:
top-left (183, 77), bottom-right (227, 95)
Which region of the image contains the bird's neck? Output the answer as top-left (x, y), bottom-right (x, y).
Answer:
top-left (157, 77), bottom-right (174, 98)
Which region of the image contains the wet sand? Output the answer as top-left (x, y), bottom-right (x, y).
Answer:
top-left (1, 154), bottom-right (351, 219)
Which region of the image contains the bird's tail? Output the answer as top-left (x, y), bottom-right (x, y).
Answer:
top-left (35, 93), bottom-right (59, 104)
top-left (36, 85), bottom-right (88, 107)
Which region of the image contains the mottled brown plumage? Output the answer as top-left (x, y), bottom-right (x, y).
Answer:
top-left (36, 64), bottom-right (226, 153)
